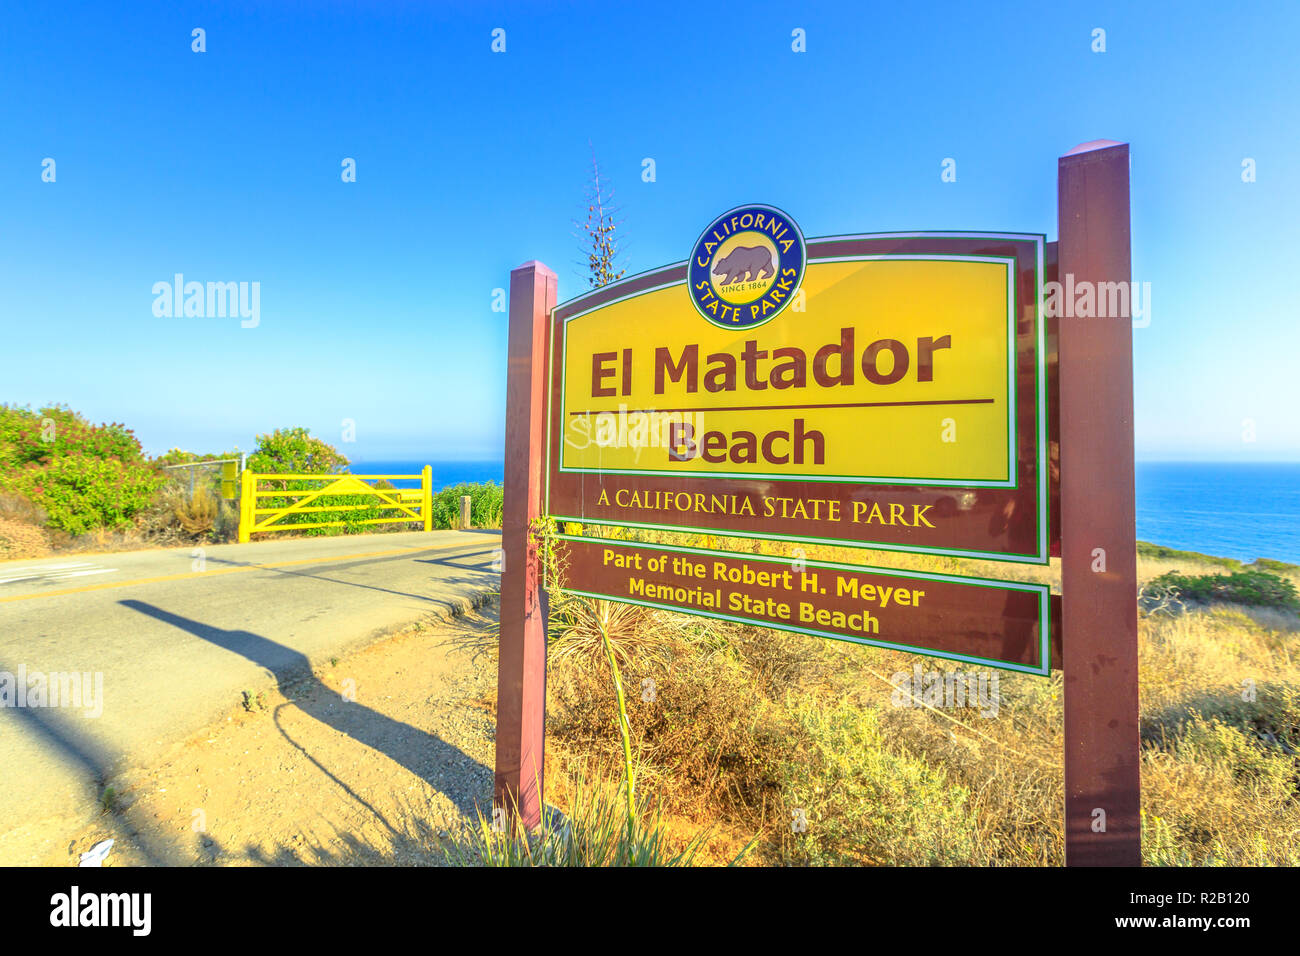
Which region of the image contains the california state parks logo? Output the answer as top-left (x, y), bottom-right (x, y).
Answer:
top-left (688, 203), bottom-right (806, 329)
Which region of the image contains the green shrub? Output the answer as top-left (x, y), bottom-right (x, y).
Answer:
top-left (777, 697), bottom-right (981, 865)
top-left (0, 405), bottom-right (160, 535)
top-left (1137, 541), bottom-right (1241, 569)
top-left (431, 482), bottom-right (503, 529)
top-left (152, 447), bottom-right (242, 468)
top-left (0, 404), bottom-right (143, 471)
top-left (21, 454), bottom-right (162, 535)
top-left (1249, 557), bottom-right (1300, 574)
top-left (246, 427), bottom-right (348, 475)
top-left (1148, 569), bottom-right (1299, 613)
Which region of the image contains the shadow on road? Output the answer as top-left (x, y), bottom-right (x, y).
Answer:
top-left (416, 548), bottom-right (501, 573)
top-left (196, 543), bottom-right (499, 611)
top-left (118, 600), bottom-right (489, 820)
top-left (0, 659), bottom-right (206, 866)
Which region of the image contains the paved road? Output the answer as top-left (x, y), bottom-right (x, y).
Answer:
top-left (0, 529), bottom-right (500, 864)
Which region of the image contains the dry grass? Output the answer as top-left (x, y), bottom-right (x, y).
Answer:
top-left (0, 493), bottom-right (52, 559)
top-left (0, 515), bottom-right (51, 560)
top-left (541, 526), bottom-right (1300, 866)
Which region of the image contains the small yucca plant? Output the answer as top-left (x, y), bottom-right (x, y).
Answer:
top-left (549, 597), bottom-right (657, 667)
top-left (175, 484), bottom-right (217, 536)
top-left (443, 778), bottom-right (739, 867)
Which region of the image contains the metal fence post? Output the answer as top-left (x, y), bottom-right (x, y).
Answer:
top-left (422, 465), bottom-right (433, 532)
top-left (238, 469), bottom-right (254, 543)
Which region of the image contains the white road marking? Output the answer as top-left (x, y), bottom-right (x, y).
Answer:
top-left (43, 568), bottom-right (119, 580)
top-left (0, 563), bottom-right (117, 585)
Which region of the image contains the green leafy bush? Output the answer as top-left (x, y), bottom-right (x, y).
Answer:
top-left (1148, 569), bottom-right (1299, 612)
top-left (0, 404), bottom-right (142, 470)
top-left (431, 482), bottom-right (503, 529)
top-left (152, 447), bottom-right (242, 468)
top-left (0, 405), bottom-right (160, 534)
top-left (20, 454), bottom-right (163, 535)
top-left (246, 427), bottom-right (349, 475)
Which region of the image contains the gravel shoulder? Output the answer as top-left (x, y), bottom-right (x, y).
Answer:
top-left (42, 604), bottom-right (500, 866)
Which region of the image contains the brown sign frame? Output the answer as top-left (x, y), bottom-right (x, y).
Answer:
top-left (544, 233), bottom-right (1056, 564)
top-left (555, 535), bottom-right (1052, 675)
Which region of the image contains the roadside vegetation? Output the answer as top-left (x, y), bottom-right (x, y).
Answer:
top-left (0, 404), bottom-right (501, 559)
top-left (448, 157), bottom-right (1300, 866)
top-left (509, 527), bottom-right (1300, 866)
top-left (444, 776), bottom-right (730, 867)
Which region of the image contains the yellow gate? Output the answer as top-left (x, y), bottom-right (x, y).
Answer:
top-left (237, 466), bottom-right (432, 542)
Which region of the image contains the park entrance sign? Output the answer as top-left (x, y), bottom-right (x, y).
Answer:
top-left (558, 536), bottom-right (1052, 675)
top-left (545, 226), bottom-right (1055, 672)
top-left (497, 143), bottom-right (1140, 868)
top-left (547, 227), bottom-right (1050, 563)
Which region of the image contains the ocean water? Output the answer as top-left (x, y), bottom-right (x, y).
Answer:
top-left (1136, 462), bottom-right (1299, 564)
top-left (348, 460), bottom-right (504, 490)
top-left (356, 459), bottom-right (1299, 564)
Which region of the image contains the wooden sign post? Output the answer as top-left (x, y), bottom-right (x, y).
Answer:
top-left (495, 146), bottom-right (1141, 862)
top-left (1058, 141), bottom-right (1141, 865)
top-left (495, 260), bottom-right (556, 830)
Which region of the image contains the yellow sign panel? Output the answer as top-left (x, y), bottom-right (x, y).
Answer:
top-left (559, 256), bottom-right (1015, 486)
top-left (221, 461), bottom-right (238, 499)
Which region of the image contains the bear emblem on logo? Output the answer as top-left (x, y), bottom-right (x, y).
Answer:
top-left (712, 245), bottom-right (776, 286)
top-left (688, 204), bottom-right (806, 329)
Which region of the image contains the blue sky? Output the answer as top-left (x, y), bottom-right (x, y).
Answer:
top-left (2, 0), bottom-right (1297, 462)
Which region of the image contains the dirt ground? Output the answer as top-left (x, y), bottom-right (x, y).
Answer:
top-left (45, 606), bottom-right (501, 867)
